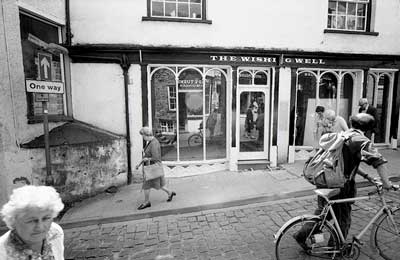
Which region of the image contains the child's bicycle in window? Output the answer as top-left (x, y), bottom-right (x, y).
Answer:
top-left (274, 177), bottom-right (400, 260)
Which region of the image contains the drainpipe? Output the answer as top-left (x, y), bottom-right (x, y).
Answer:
top-left (120, 54), bottom-right (133, 184)
top-left (65, 0), bottom-right (72, 45)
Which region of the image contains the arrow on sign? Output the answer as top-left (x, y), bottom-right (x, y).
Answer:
top-left (40, 57), bottom-right (50, 79)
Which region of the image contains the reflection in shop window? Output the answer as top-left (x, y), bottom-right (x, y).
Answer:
top-left (167, 85), bottom-right (177, 110)
top-left (19, 13), bottom-right (66, 119)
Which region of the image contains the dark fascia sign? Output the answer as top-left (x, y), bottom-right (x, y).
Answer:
top-left (209, 55), bottom-right (327, 66)
top-left (210, 55), bottom-right (277, 64)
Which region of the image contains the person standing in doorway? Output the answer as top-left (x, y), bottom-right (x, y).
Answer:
top-left (245, 104), bottom-right (256, 139)
top-left (313, 105), bottom-right (326, 149)
top-left (358, 98), bottom-right (378, 139)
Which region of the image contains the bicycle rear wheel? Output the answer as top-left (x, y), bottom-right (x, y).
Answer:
top-left (188, 134), bottom-right (202, 147)
top-left (275, 218), bottom-right (341, 260)
top-left (371, 208), bottom-right (400, 260)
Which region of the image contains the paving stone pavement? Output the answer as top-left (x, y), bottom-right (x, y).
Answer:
top-left (63, 187), bottom-right (400, 260)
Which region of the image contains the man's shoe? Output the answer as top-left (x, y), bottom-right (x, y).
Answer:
top-left (137, 202), bottom-right (151, 210)
top-left (293, 233), bottom-right (310, 252)
top-left (167, 192), bottom-right (176, 202)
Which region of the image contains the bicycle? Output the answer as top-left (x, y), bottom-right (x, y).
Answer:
top-left (274, 178), bottom-right (400, 260)
top-left (188, 123), bottom-right (204, 147)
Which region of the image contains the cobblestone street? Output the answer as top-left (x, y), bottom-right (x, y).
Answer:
top-left (64, 187), bottom-right (400, 260)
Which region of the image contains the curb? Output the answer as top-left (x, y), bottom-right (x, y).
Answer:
top-left (59, 177), bottom-right (400, 230)
top-left (60, 188), bottom-right (315, 229)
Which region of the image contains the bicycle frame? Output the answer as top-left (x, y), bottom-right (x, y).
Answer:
top-left (320, 191), bottom-right (399, 244)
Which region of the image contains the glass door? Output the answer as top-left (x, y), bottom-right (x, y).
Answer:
top-left (236, 68), bottom-right (270, 160)
top-left (238, 90), bottom-right (269, 159)
top-left (366, 72), bottom-right (394, 144)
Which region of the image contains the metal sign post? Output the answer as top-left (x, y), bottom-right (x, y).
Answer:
top-left (35, 94), bottom-right (54, 186)
top-left (26, 81), bottom-right (64, 186)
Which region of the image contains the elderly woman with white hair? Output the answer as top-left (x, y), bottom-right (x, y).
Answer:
top-left (0, 185), bottom-right (65, 259)
top-left (135, 126), bottom-right (176, 210)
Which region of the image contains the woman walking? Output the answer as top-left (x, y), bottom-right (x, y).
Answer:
top-left (135, 126), bottom-right (176, 210)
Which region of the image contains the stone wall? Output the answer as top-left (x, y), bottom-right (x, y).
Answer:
top-left (29, 139), bottom-right (128, 203)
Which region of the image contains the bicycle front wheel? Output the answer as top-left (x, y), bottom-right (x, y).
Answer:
top-left (275, 217), bottom-right (340, 260)
top-left (371, 208), bottom-right (400, 260)
top-left (188, 134), bottom-right (202, 147)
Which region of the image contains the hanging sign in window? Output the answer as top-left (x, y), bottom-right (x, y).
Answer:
top-left (178, 79), bottom-right (203, 90)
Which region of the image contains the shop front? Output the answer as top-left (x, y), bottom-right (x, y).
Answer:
top-left (142, 53), bottom-right (278, 177)
top-left (285, 56), bottom-right (399, 161)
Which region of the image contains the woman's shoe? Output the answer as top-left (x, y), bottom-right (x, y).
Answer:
top-left (167, 192), bottom-right (176, 202)
top-left (137, 202), bottom-right (151, 210)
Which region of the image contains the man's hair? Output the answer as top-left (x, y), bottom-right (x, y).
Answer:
top-left (350, 113), bottom-right (375, 132)
top-left (324, 109), bottom-right (336, 121)
top-left (315, 106), bottom-right (325, 113)
top-left (359, 98), bottom-right (369, 106)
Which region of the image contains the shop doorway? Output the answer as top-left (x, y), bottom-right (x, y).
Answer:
top-left (365, 71), bottom-right (395, 144)
top-left (236, 68), bottom-right (271, 160)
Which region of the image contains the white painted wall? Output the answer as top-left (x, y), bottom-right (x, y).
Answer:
top-left (71, 63), bottom-right (126, 135)
top-left (70, 0), bottom-right (400, 55)
top-left (17, 0), bottom-right (65, 24)
top-left (0, 0), bottom-right (66, 207)
top-left (128, 65), bottom-right (143, 174)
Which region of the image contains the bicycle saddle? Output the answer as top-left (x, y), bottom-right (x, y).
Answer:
top-left (314, 188), bottom-right (341, 199)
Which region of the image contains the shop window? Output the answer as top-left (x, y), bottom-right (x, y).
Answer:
top-left (294, 69), bottom-right (359, 147)
top-left (19, 13), bottom-right (68, 123)
top-left (238, 71), bottom-right (252, 85)
top-left (144, 0), bottom-right (211, 23)
top-left (150, 66), bottom-right (227, 162)
top-left (327, 0), bottom-right (370, 32)
top-left (254, 71), bottom-right (268, 85)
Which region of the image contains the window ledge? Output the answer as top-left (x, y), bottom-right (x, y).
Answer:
top-left (324, 29), bottom-right (379, 36)
top-left (28, 115), bottom-right (73, 124)
top-left (142, 16), bottom-right (212, 24)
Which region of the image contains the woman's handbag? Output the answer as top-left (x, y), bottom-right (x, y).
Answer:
top-left (143, 162), bottom-right (164, 181)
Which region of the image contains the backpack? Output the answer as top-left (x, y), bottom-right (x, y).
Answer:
top-left (303, 130), bottom-right (357, 188)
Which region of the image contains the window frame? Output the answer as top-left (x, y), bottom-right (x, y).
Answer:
top-left (167, 85), bottom-right (177, 111)
top-left (325, 0), bottom-right (377, 35)
top-left (143, 0), bottom-right (212, 24)
top-left (19, 11), bottom-right (72, 124)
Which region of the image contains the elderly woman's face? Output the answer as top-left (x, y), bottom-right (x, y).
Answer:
top-left (14, 207), bottom-right (53, 245)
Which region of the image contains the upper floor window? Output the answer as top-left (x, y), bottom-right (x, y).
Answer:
top-left (152, 0), bottom-right (202, 19)
top-left (20, 12), bottom-right (70, 123)
top-left (327, 0), bottom-right (369, 31)
top-left (144, 0), bottom-right (211, 23)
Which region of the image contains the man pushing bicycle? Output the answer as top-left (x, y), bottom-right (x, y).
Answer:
top-left (294, 113), bottom-right (399, 251)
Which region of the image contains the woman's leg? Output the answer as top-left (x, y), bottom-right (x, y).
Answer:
top-left (161, 187), bottom-right (171, 195)
top-left (161, 186), bottom-right (176, 202)
top-left (144, 189), bottom-right (150, 203)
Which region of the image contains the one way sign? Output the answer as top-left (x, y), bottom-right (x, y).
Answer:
top-left (38, 53), bottom-right (52, 80)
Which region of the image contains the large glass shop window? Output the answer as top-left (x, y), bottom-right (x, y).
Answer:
top-left (295, 70), bottom-right (355, 147)
top-left (150, 67), bottom-right (227, 162)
